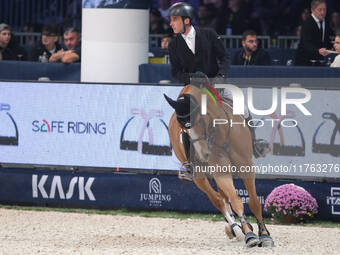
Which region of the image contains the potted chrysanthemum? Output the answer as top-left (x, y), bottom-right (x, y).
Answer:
top-left (264, 184), bottom-right (318, 224)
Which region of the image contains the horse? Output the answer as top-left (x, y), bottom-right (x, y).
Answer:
top-left (164, 84), bottom-right (275, 248)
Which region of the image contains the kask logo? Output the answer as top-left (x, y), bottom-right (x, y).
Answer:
top-left (32, 120), bottom-right (106, 135)
top-left (32, 175), bottom-right (96, 201)
top-left (0, 103), bottom-right (19, 146)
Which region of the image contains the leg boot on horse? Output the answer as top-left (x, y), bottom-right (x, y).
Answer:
top-left (168, 112), bottom-right (243, 240)
top-left (165, 85), bottom-right (274, 248)
top-left (214, 176), bottom-right (260, 248)
top-left (242, 177), bottom-right (275, 247)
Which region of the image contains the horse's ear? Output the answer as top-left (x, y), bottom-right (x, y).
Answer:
top-left (163, 94), bottom-right (178, 110)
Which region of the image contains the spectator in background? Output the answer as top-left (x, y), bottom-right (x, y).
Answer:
top-left (300, 8), bottom-right (311, 24)
top-left (278, 0), bottom-right (305, 35)
top-left (161, 33), bottom-right (173, 50)
top-left (295, 0), bottom-right (333, 66)
top-left (197, 4), bottom-right (218, 30)
top-left (49, 27), bottom-right (81, 63)
top-left (21, 23), bottom-right (35, 45)
top-left (330, 11), bottom-right (340, 34)
top-left (0, 23), bottom-right (27, 61)
top-left (29, 24), bottom-right (62, 62)
top-left (150, 8), bottom-right (169, 34)
top-left (232, 30), bottom-right (271, 65)
top-left (202, 0), bottom-right (227, 24)
top-left (290, 25), bottom-right (302, 49)
top-left (250, 0), bottom-right (280, 35)
top-left (330, 33), bottom-right (340, 67)
top-left (216, 0), bottom-right (250, 35)
top-left (158, 0), bottom-right (171, 22)
top-left (161, 33), bottom-right (172, 63)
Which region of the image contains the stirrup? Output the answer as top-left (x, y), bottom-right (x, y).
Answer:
top-left (178, 161), bottom-right (194, 182)
top-left (253, 139), bottom-right (270, 158)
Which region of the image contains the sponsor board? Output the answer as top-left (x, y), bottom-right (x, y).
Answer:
top-left (0, 81), bottom-right (339, 178)
top-left (32, 175), bottom-right (96, 201)
top-left (0, 168), bottom-right (339, 220)
top-left (139, 178), bottom-right (172, 207)
top-left (327, 187), bottom-right (340, 215)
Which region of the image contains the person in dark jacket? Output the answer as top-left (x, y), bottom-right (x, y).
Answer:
top-left (29, 24), bottom-right (62, 62)
top-left (0, 23), bottom-right (27, 61)
top-left (49, 27), bottom-right (81, 63)
top-left (168, 2), bottom-right (229, 85)
top-left (232, 30), bottom-right (270, 65)
top-left (295, 0), bottom-right (333, 66)
top-left (168, 2), bottom-right (269, 168)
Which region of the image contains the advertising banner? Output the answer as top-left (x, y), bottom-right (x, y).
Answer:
top-left (0, 168), bottom-right (339, 220)
top-left (0, 81), bottom-right (181, 169)
top-left (0, 81), bottom-right (339, 179)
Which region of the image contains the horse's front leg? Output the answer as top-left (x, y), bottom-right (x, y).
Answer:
top-left (193, 178), bottom-right (243, 240)
top-left (193, 177), bottom-right (225, 213)
top-left (232, 154), bottom-right (275, 248)
top-left (242, 176), bottom-right (275, 248)
top-left (217, 187), bottom-right (244, 240)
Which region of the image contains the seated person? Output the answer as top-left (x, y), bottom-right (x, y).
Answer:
top-left (49, 27), bottom-right (81, 63)
top-left (330, 33), bottom-right (340, 67)
top-left (161, 34), bottom-right (172, 51)
top-left (0, 23), bottom-right (27, 61)
top-left (161, 34), bottom-right (172, 63)
top-left (232, 30), bottom-right (271, 65)
top-left (29, 24), bottom-right (62, 62)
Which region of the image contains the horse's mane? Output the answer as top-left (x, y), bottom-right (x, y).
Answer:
top-left (180, 84), bottom-right (229, 119)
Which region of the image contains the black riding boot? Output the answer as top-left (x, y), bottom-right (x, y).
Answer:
top-left (178, 131), bottom-right (194, 181)
top-left (245, 115), bottom-right (270, 158)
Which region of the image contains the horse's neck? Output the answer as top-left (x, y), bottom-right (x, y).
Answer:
top-left (181, 85), bottom-right (201, 102)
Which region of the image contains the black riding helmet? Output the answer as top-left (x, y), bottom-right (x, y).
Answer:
top-left (168, 2), bottom-right (195, 34)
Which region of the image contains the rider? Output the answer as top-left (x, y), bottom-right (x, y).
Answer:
top-left (167, 2), bottom-right (269, 174)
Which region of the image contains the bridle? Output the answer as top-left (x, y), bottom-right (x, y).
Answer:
top-left (177, 106), bottom-right (215, 147)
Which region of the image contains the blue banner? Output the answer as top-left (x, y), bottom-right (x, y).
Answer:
top-left (0, 168), bottom-right (339, 221)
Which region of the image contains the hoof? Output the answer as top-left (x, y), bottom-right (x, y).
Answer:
top-left (225, 224), bottom-right (234, 239)
top-left (245, 232), bottom-right (260, 248)
top-left (231, 223), bottom-right (244, 241)
top-left (259, 235), bottom-right (275, 248)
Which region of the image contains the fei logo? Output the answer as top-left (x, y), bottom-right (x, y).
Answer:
top-left (139, 178), bottom-right (171, 207)
top-left (201, 84), bottom-right (312, 116)
top-left (327, 187), bottom-right (340, 215)
top-left (32, 175), bottom-right (96, 201)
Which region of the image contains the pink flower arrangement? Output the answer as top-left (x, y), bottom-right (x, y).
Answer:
top-left (264, 184), bottom-right (318, 222)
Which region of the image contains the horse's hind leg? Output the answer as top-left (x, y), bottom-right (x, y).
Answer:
top-left (242, 175), bottom-right (275, 247)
